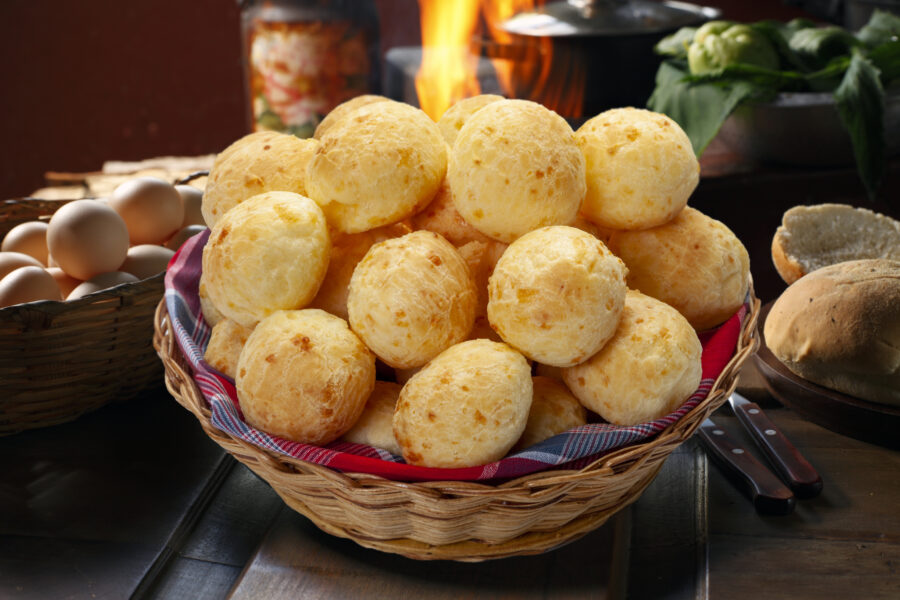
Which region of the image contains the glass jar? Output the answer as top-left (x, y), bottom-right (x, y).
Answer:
top-left (240, 0), bottom-right (381, 138)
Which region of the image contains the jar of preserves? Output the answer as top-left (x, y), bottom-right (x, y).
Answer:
top-left (240, 0), bottom-right (381, 137)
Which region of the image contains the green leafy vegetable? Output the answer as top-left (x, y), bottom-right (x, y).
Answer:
top-left (856, 9), bottom-right (900, 48)
top-left (789, 26), bottom-right (860, 69)
top-left (688, 21), bottom-right (781, 75)
top-left (654, 26), bottom-right (697, 59)
top-left (834, 51), bottom-right (886, 200)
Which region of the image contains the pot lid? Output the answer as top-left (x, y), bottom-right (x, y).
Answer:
top-left (500, 0), bottom-right (720, 37)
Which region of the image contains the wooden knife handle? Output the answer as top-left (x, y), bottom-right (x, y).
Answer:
top-left (698, 422), bottom-right (796, 515)
top-left (732, 400), bottom-right (823, 499)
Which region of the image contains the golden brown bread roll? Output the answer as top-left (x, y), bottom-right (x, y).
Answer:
top-left (448, 99), bottom-right (585, 243)
top-left (512, 376), bottom-right (588, 452)
top-left (202, 131), bottom-right (318, 227)
top-left (305, 101), bottom-right (447, 233)
top-left (488, 225), bottom-right (627, 367)
top-left (562, 290), bottom-right (702, 426)
top-left (764, 259), bottom-right (900, 406)
top-left (347, 230), bottom-right (477, 369)
top-left (204, 318), bottom-right (254, 379)
top-left (341, 380), bottom-right (403, 455)
top-left (604, 206), bottom-right (749, 331)
top-left (393, 339), bottom-right (532, 467)
top-left (313, 94), bottom-right (392, 140)
top-left (236, 309), bottom-right (375, 445)
top-left (436, 94), bottom-right (504, 147)
top-left (575, 107), bottom-right (698, 231)
top-left (201, 191), bottom-right (331, 328)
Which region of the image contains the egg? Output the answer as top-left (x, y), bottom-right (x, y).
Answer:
top-left (109, 177), bottom-right (185, 245)
top-left (46, 267), bottom-right (82, 297)
top-left (175, 185), bottom-right (206, 228)
top-left (1, 221), bottom-right (49, 265)
top-left (120, 244), bottom-right (175, 280)
top-left (47, 199), bottom-right (130, 281)
top-left (0, 251), bottom-right (44, 279)
top-left (0, 266), bottom-right (62, 308)
top-left (67, 271), bottom-right (140, 300)
top-left (164, 224), bottom-right (207, 251)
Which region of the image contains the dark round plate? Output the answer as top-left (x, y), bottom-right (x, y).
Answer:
top-left (753, 302), bottom-right (900, 450)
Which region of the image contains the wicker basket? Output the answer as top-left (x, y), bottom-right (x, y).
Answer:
top-left (154, 292), bottom-right (760, 561)
top-left (0, 198), bottom-right (164, 435)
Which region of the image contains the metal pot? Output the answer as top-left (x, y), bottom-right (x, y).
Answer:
top-left (496, 0), bottom-right (720, 119)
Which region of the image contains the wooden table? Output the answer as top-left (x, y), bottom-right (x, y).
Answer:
top-left (1, 363), bottom-right (897, 600)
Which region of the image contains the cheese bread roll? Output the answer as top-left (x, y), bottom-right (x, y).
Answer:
top-left (236, 309), bottom-right (375, 445)
top-left (202, 191), bottom-right (330, 328)
top-left (202, 131), bottom-right (318, 227)
top-left (313, 94), bottom-right (392, 139)
top-left (488, 226), bottom-right (627, 367)
top-left (604, 207), bottom-right (749, 331)
top-left (204, 318), bottom-right (254, 379)
top-left (341, 380), bottom-right (403, 455)
top-left (562, 290), bottom-right (702, 426)
top-left (347, 230), bottom-right (476, 369)
top-left (448, 99), bottom-right (586, 243)
top-left (393, 339), bottom-right (532, 467)
top-left (576, 107), bottom-right (698, 230)
top-left (437, 94), bottom-right (504, 147)
top-left (512, 376), bottom-right (588, 452)
top-left (411, 180), bottom-right (493, 247)
top-left (306, 101), bottom-right (447, 233)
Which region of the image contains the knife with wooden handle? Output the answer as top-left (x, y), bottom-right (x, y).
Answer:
top-left (698, 418), bottom-right (796, 515)
top-left (729, 392), bottom-right (823, 499)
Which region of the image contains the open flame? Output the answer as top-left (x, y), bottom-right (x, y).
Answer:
top-left (415, 0), bottom-right (585, 120)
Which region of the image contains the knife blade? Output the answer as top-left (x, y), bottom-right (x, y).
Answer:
top-left (728, 392), bottom-right (823, 499)
top-left (698, 418), bottom-right (796, 515)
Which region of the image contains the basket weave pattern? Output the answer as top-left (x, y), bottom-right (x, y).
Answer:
top-left (0, 198), bottom-right (164, 435)
top-left (154, 293), bottom-right (759, 561)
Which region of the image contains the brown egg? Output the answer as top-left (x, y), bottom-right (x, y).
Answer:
top-left (47, 199), bottom-right (130, 281)
top-left (0, 251), bottom-right (44, 279)
top-left (164, 224), bottom-right (207, 251)
top-left (109, 177), bottom-right (185, 245)
top-left (175, 185), bottom-right (206, 227)
top-left (0, 266), bottom-right (62, 308)
top-left (67, 271), bottom-right (140, 300)
top-left (120, 244), bottom-right (175, 280)
top-left (46, 267), bottom-right (82, 297)
top-left (1, 221), bottom-right (49, 265)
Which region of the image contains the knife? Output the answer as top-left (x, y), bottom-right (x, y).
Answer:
top-left (698, 418), bottom-right (796, 515)
top-left (729, 392), bottom-right (823, 499)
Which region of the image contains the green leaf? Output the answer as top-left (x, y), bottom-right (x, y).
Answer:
top-left (789, 26), bottom-right (860, 70)
top-left (868, 40), bottom-right (900, 84)
top-left (833, 52), bottom-right (886, 201)
top-left (647, 61), bottom-right (762, 156)
top-left (655, 26), bottom-right (697, 58)
top-left (856, 9), bottom-right (900, 48)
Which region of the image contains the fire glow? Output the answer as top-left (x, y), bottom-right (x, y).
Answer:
top-left (415, 0), bottom-right (584, 121)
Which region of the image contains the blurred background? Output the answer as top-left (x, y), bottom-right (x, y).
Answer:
top-left (0, 0), bottom-right (847, 199)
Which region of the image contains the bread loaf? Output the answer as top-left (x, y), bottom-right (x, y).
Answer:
top-left (772, 204), bottom-right (900, 285)
top-left (764, 259), bottom-right (900, 406)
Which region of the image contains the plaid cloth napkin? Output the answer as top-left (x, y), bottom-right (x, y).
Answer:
top-left (165, 229), bottom-right (745, 482)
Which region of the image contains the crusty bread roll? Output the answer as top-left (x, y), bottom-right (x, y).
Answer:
top-left (411, 180), bottom-right (493, 247)
top-left (202, 131), bottom-right (318, 227)
top-left (771, 203), bottom-right (900, 285)
top-left (313, 94), bottom-right (392, 140)
top-left (305, 101), bottom-right (447, 233)
top-left (204, 318), bottom-right (254, 379)
top-left (562, 290), bottom-right (702, 426)
top-left (488, 225), bottom-right (627, 367)
top-left (512, 376), bottom-right (588, 452)
top-left (393, 339), bottom-right (532, 467)
top-left (764, 259), bottom-right (900, 406)
top-left (236, 309), bottom-right (375, 445)
top-left (605, 206), bottom-right (749, 331)
top-left (202, 192), bottom-right (331, 328)
top-left (308, 222), bottom-right (410, 320)
top-left (341, 380), bottom-right (403, 455)
top-left (575, 107), bottom-right (699, 231)
top-left (347, 230), bottom-right (477, 369)
top-left (456, 238), bottom-right (507, 318)
top-left (437, 94), bottom-right (504, 147)
top-left (198, 274), bottom-right (223, 326)
top-left (448, 99), bottom-right (585, 243)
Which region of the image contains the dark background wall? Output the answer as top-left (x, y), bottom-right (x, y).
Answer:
top-left (0, 0), bottom-right (812, 198)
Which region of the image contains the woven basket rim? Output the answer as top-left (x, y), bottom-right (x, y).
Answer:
top-left (153, 293), bottom-right (761, 491)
